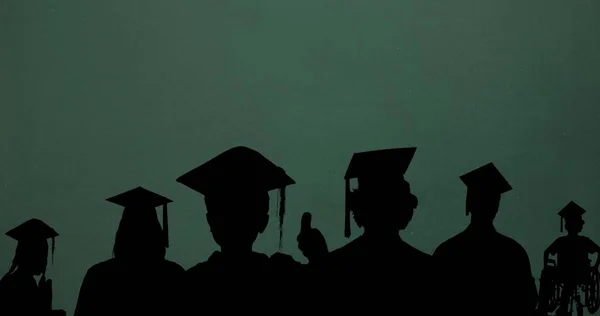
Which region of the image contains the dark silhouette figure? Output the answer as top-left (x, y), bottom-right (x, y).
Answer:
top-left (432, 163), bottom-right (538, 316)
top-left (538, 201), bottom-right (600, 316)
top-left (73, 187), bottom-right (184, 316)
top-left (299, 147), bottom-right (433, 314)
top-left (177, 146), bottom-right (304, 313)
top-left (0, 219), bottom-right (66, 316)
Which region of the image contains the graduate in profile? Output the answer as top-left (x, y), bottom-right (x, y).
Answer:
top-left (73, 187), bottom-right (184, 316)
top-left (0, 218), bottom-right (66, 316)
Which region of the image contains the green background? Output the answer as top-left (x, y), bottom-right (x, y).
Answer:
top-left (1, 0), bottom-right (599, 314)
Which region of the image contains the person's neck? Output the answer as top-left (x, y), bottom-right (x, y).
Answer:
top-left (468, 221), bottom-right (495, 232)
top-left (566, 231), bottom-right (580, 237)
top-left (363, 229), bottom-right (402, 240)
top-left (14, 267), bottom-right (35, 278)
top-left (220, 246), bottom-right (254, 256)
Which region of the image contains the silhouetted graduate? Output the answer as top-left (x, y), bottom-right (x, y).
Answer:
top-left (538, 201), bottom-right (600, 316)
top-left (177, 146), bottom-right (303, 312)
top-left (73, 187), bottom-right (184, 316)
top-left (300, 147), bottom-right (433, 314)
top-left (433, 163), bottom-right (538, 316)
top-left (0, 219), bottom-right (66, 316)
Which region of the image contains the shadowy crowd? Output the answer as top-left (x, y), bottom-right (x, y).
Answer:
top-left (0, 146), bottom-right (598, 316)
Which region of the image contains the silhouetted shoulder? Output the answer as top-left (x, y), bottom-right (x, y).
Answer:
top-left (79, 258), bottom-right (117, 287)
top-left (553, 236), bottom-right (568, 243)
top-left (324, 237), bottom-right (363, 266)
top-left (0, 273), bottom-right (23, 293)
top-left (86, 258), bottom-right (183, 276)
top-left (186, 251), bottom-right (273, 277)
top-left (332, 235), bottom-right (368, 256)
top-left (496, 233), bottom-right (529, 257)
top-left (433, 232), bottom-right (465, 258)
top-left (546, 235), bottom-right (566, 252)
top-left (161, 260), bottom-right (185, 273)
top-left (406, 242), bottom-right (432, 261)
top-left (328, 241), bottom-right (355, 257)
top-left (185, 261), bottom-right (211, 277)
top-left (577, 236), bottom-right (598, 252)
top-left (269, 253), bottom-right (302, 268)
top-left (85, 258), bottom-right (118, 275)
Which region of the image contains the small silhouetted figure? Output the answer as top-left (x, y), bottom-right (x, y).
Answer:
top-left (433, 163), bottom-right (538, 316)
top-left (177, 146), bottom-right (303, 312)
top-left (73, 187), bottom-right (184, 316)
top-left (538, 201), bottom-right (600, 316)
top-left (300, 147), bottom-right (433, 313)
top-left (0, 219), bottom-right (66, 316)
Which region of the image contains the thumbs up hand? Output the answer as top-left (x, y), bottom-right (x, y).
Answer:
top-left (300, 212), bottom-right (313, 234)
top-left (297, 212), bottom-right (328, 263)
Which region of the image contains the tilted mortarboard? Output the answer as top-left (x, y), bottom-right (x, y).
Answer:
top-left (106, 186), bottom-right (173, 247)
top-left (343, 147), bottom-right (417, 238)
top-left (176, 146), bottom-right (296, 250)
top-left (6, 218), bottom-right (59, 263)
top-left (557, 201), bottom-right (586, 232)
top-left (460, 162), bottom-right (512, 216)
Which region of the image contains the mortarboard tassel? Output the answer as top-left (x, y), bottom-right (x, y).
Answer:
top-left (344, 179), bottom-right (351, 238)
top-left (163, 203), bottom-right (169, 248)
top-left (277, 187), bottom-right (286, 251)
top-left (560, 217), bottom-right (563, 233)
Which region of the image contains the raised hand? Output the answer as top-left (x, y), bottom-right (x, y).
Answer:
top-left (297, 212), bottom-right (328, 263)
top-left (38, 276), bottom-right (53, 311)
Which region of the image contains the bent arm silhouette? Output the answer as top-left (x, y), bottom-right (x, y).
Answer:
top-left (543, 240), bottom-right (559, 265)
top-left (587, 238), bottom-right (600, 268)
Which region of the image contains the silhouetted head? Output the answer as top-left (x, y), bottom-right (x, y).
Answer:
top-left (106, 187), bottom-right (172, 261)
top-left (176, 146), bottom-right (295, 252)
top-left (5, 218), bottom-right (58, 276)
top-left (113, 206), bottom-right (166, 260)
top-left (344, 147), bottom-right (418, 237)
top-left (351, 178), bottom-right (418, 234)
top-left (13, 239), bottom-right (49, 276)
top-left (204, 190), bottom-right (270, 251)
top-left (465, 189), bottom-right (502, 223)
top-left (460, 163), bottom-right (512, 226)
top-left (558, 201), bottom-right (586, 235)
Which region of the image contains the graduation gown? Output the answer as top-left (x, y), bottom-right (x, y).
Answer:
top-left (183, 251), bottom-right (306, 314)
top-left (73, 258), bottom-right (185, 316)
top-left (0, 271), bottom-right (55, 316)
top-left (320, 235), bottom-right (434, 315)
top-left (546, 235), bottom-right (596, 285)
top-left (433, 225), bottom-right (538, 316)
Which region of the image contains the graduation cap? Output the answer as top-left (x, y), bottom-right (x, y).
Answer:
top-left (343, 147), bottom-right (417, 238)
top-left (460, 162), bottom-right (512, 216)
top-left (106, 187), bottom-right (173, 247)
top-left (176, 146), bottom-right (296, 250)
top-left (6, 218), bottom-right (59, 263)
top-left (558, 201), bottom-right (586, 232)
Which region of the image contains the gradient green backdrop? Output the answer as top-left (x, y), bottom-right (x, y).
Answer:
top-left (1, 0), bottom-right (599, 315)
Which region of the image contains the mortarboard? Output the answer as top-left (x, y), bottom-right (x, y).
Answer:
top-left (343, 147), bottom-right (417, 238)
top-left (176, 146), bottom-right (296, 250)
top-left (106, 187), bottom-right (173, 247)
top-left (6, 218), bottom-right (59, 263)
top-left (460, 162), bottom-right (512, 216)
top-left (558, 201), bottom-right (586, 232)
